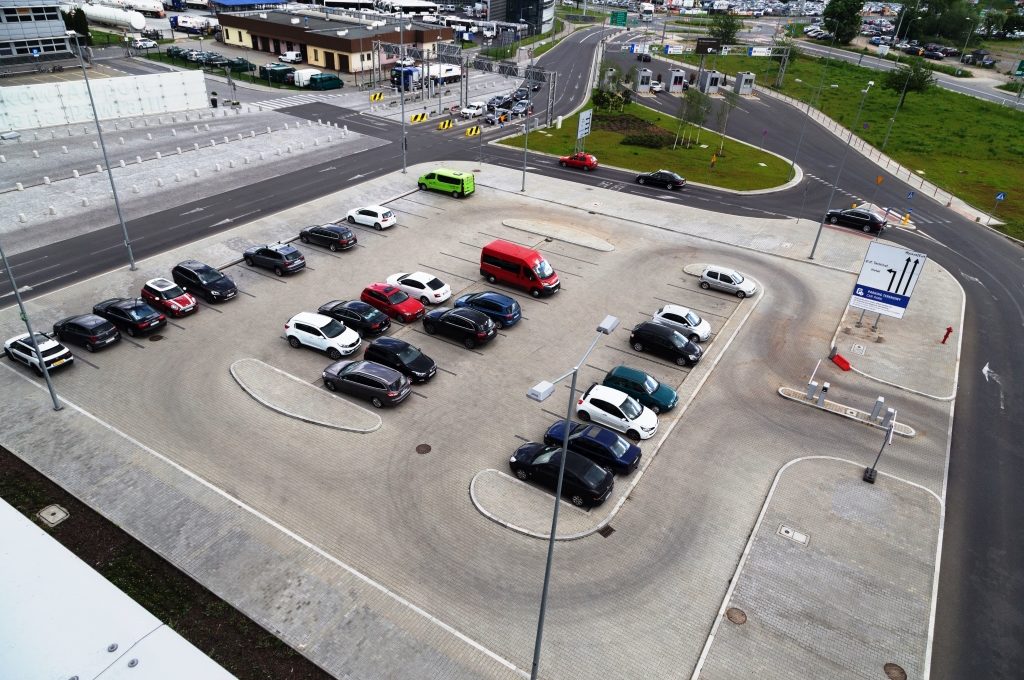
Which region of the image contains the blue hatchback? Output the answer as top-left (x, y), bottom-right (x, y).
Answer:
top-left (453, 291), bottom-right (521, 328)
top-left (543, 420), bottom-right (642, 475)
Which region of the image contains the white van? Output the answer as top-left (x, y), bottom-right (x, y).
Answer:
top-left (292, 68), bottom-right (322, 87)
top-left (280, 51), bottom-right (303, 63)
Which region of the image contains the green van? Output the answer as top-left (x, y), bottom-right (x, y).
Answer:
top-left (308, 73), bottom-right (343, 90)
top-left (417, 168), bottom-right (475, 198)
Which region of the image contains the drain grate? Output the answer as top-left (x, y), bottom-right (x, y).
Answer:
top-left (778, 524), bottom-right (809, 545)
top-left (415, 444), bottom-right (431, 455)
top-left (148, 334), bottom-right (163, 342)
top-left (597, 525), bottom-right (615, 538)
top-left (37, 504), bottom-right (69, 527)
top-left (725, 607), bottom-right (747, 625)
top-left (883, 663), bottom-right (907, 680)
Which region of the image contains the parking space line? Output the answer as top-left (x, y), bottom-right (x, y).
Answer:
top-left (585, 364), bottom-right (609, 374)
top-left (242, 268), bottom-right (289, 283)
top-left (69, 352), bottom-right (100, 369)
top-left (386, 207), bottom-right (432, 219)
top-left (195, 301), bottom-right (224, 314)
top-left (411, 390), bottom-right (428, 399)
top-left (393, 195), bottom-right (448, 210)
top-left (513, 434), bottom-right (530, 442)
top-left (416, 263), bottom-right (476, 282)
top-left (537, 248), bottom-right (600, 266)
top-left (436, 366), bottom-right (457, 376)
top-left (238, 289), bottom-right (257, 298)
top-left (439, 251), bottom-right (478, 266)
top-left (300, 248), bottom-right (345, 260)
top-left (604, 345), bottom-right (690, 373)
top-left (476, 232), bottom-right (534, 248)
top-left (121, 337), bottom-right (146, 349)
top-left (667, 287), bottom-right (740, 305)
top-left (346, 224), bottom-right (391, 237)
top-left (540, 407), bottom-right (564, 420)
top-left (166, 320), bottom-right (186, 330)
top-left (408, 328), bottom-right (485, 356)
top-left (557, 269), bottom-right (583, 278)
top-left (305, 266), bottom-right (316, 271)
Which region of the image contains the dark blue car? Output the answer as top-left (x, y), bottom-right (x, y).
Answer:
top-left (453, 291), bottom-right (521, 328)
top-left (543, 420), bottom-right (642, 475)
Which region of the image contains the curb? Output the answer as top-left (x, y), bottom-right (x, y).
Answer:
top-left (777, 386), bottom-right (916, 437)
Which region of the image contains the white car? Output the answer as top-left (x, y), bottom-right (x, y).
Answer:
top-left (461, 101), bottom-right (486, 118)
top-left (386, 271), bottom-right (451, 305)
top-left (650, 81), bottom-right (664, 93)
top-left (576, 384), bottom-right (658, 441)
top-left (131, 38), bottom-right (157, 49)
top-left (652, 304), bottom-right (711, 342)
top-left (4, 332), bottom-right (74, 375)
top-left (285, 312), bottom-right (361, 360)
top-left (346, 205), bottom-right (396, 230)
top-left (699, 265), bottom-right (758, 298)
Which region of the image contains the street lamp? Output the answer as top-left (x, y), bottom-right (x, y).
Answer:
top-left (67, 31), bottom-right (136, 270)
top-left (525, 314), bottom-right (620, 680)
top-left (957, 17), bottom-right (976, 76)
top-left (809, 80), bottom-right (874, 259)
top-left (395, 23), bottom-right (411, 173)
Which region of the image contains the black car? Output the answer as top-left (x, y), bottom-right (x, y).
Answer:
top-left (824, 207), bottom-right (888, 233)
top-left (513, 87), bottom-right (530, 101)
top-left (318, 300), bottom-right (391, 337)
top-left (226, 57), bottom-right (257, 72)
top-left (322, 359), bottom-right (411, 408)
top-left (636, 170), bottom-right (686, 190)
top-left (52, 314), bottom-right (121, 352)
top-left (486, 94), bottom-right (514, 112)
top-left (629, 321), bottom-right (702, 367)
top-left (637, 53), bottom-right (652, 62)
top-left (510, 100), bottom-right (533, 117)
top-left (299, 223), bottom-right (358, 252)
top-left (243, 243), bottom-right (305, 276)
top-left (363, 336), bottom-right (436, 382)
top-left (92, 298), bottom-right (166, 337)
top-left (509, 443), bottom-right (614, 508)
top-left (171, 259), bottom-right (238, 303)
top-left (200, 53), bottom-right (229, 67)
top-left (543, 420), bottom-right (642, 475)
top-left (423, 307), bottom-right (496, 349)
top-left (922, 50), bottom-right (945, 60)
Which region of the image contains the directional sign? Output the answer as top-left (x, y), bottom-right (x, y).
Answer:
top-left (850, 242), bottom-right (928, 320)
top-left (664, 45), bottom-right (683, 55)
top-left (695, 38), bottom-right (721, 55)
top-left (996, 191), bottom-right (1006, 201)
top-left (577, 108), bottom-right (593, 140)
top-left (610, 10), bottom-right (627, 27)
top-left (748, 47), bottom-right (771, 57)
top-left (906, 191), bottom-right (915, 200)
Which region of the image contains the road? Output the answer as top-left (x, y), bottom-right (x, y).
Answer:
top-left (3, 22), bottom-right (1023, 679)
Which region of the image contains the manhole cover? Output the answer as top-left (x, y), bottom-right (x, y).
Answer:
top-left (37, 504), bottom-right (69, 527)
top-left (415, 444), bottom-right (431, 455)
top-left (148, 334), bottom-right (163, 342)
top-left (725, 607), bottom-right (747, 625)
top-left (597, 525), bottom-right (615, 538)
top-left (883, 663), bottom-right (907, 680)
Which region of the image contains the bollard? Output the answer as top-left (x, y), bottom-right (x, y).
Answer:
top-left (136, 156), bottom-right (142, 164)
top-left (18, 213), bottom-right (27, 223)
top-left (43, 176), bottom-right (51, 185)
top-left (284, 122), bottom-right (290, 130)
top-left (95, 164), bottom-right (102, 173)
top-left (223, 136), bottom-right (229, 144)
top-left (314, 139), bottom-right (320, 147)
top-left (61, 145), bottom-right (68, 154)
top-left (50, 130), bottom-right (56, 139)
top-left (171, 129), bottom-right (177, 137)
top-left (193, 142), bottom-right (200, 151)
top-left (67, 128), bottom-right (72, 136)
top-left (193, 169), bottom-right (200, 177)
top-left (132, 184), bottom-right (139, 194)
top-left (259, 152), bottom-right (265, 160)
top-left (129, 120), bottom-right (135, 129)
top-left (172, 116), bottom-right (177, 123)
top-left (327, 135), bottom-right (332, 143)
top-left (155, 151), bottom-right (161, 160)
top-left (145, 119), bottom-right (150, 127)
top-left (204, 123), bottom-right (210, 131)
top-left (93, 141), bottom-right (99, 149)
top-left (805, 380), bottom-right (818, 400)
top-left (176, 146), bottom-right (182, 155)
top-left (114, 122), bottom-right (119, 130)
top-left (307, 120), bottom-right (312, 127)
top-left (83, 127), bottom-right (89, 135)
top-left (318, 118), bottom-right (322, 125)
top-left (870, 397), bottom-right (885, 421)
top-left (274, 149), bottom-right (281, 156)
top-left (48, 206), bottom-right (56, 215)
top-left (119, 160), bottom-right (126, 168)
top-left (209, 139), bottom-right (216, 147)
top-left (816, 382), bottom-right (829, 407)
top-left (193, 125), bottom-right (199, 133)
top-left (118, 137), bottom-right (124, 145)
top-left (229, 160), bottom-right (235, 168)
top-left (285, 145), bottom-right (292, 153)
top-left (33, 132), bottom-right (39, 140)
top-left (0, 155), bottom-right (5, 163)
top-left (266, 127), bottom-right (272, 134)
top-left (298, 142), bottom-right (304, 150)
top-left (250, 130), bottom-right (255, 138)
top-left (174, 173), bottom-right (182, 182)
top-left (881, 407), bottom-right (896, 428)
top-left (146, 133), bottom-right (152, 140)
top-left (343, 125), bottom-right (348, 135)
top-left (156, 178), bottom-right (164, 187)
top-left (32, 150), bottom-right (39, 158)
top-left (80, 198), bottom-right (88, 207)
top-left (244, 156), bottom-right (250, 164)
top-left (237, 133), bottom-right (243, 141)
top-left (72, 169), bottom-right (80, 178)
top-left (215, 163), bottom-right (221, 172)
top-left (15, 182), bottom-right (24, 191)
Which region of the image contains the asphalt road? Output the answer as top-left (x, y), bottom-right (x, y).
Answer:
top-left (3, 22), bottom-right (1022, 679)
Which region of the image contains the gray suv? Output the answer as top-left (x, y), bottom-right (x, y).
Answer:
top-left (243, 243), bottom-right (306, 276)
top-left (322, 360), bottom-right (411, 408)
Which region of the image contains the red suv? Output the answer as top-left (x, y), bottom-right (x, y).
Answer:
top-left (360, 283), bottom-right (425, 323)
top-left (141, 277), bottom-right (197, 317)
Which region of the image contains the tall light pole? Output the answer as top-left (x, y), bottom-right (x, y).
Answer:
top-left (68, 31), bottom-right (136, 270)
top-left (809, 80), bottom-right (874, 260)
top-left (891, 0), bottom-right (922, 68)
top-left (526, 314), bottom-right (619, 680)
top-left (957, 16), bottom-right (976, 75)
top-left (395, 23), bottom-right (411, 173)
top-left (520, 46), bottom-right (535, 193)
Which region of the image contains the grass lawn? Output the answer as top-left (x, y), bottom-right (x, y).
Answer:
top-left (500, 99), bottom-right (794, 191)
top-left (662, 52), bottom-right (1024, 238)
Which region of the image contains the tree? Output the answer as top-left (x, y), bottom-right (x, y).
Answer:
top-left (983, 11), bottom-right (1006, 38)
top-left (715, 90), bottom-right (740, 156)
top-left (883, 58), bottom-right (935, 108)
top-left (822, 0), bottom-right (863, 44)
top-left (708, 13), bottom-right (742, 45)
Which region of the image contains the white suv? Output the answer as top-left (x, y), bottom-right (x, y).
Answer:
top-left (576, 384), bottom-right (658, 441)
top-left (285, 312), bottom-right (361, 359)
top-left (461, 101), bottom-right (486, 118)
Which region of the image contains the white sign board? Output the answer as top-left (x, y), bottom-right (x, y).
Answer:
top-left (748, 46), bottom-right (770, 56)
top-left (849, 242), bottom-right (927, 319)
top-left (577, 108), bottom-right (593, 140)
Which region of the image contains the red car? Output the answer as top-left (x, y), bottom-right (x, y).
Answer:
top-left (141, 277), bottom-right (197, 317)
top-left (559, 152), bottom-right (598, 171)
top-left (360, 283), bottom-right (426, 323)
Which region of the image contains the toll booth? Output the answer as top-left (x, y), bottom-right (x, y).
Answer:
top-left (636, 68), bottom-right (653, 94)
top-left (698, 70), bottom-right (722, 95)
top-left (734, 71), bottom-right (755, 95)
top-left (668, 68), bottom-right (687, 93)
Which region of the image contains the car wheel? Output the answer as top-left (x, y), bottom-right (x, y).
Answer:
top-left (637, 177), bottom-right (646, 185)
top-left (3, 348), bottom-right (12, 360)
top-left (577, 410), bottom-right (591, 422)
top-left (420, 296), bottom-right (430, 305)
top-left (424, 322), bottom-right (436, 335)
top-left (494, 319), bottom-right (504, 329)
top-left (453, 190), bottom-right (462, 198)
top-left (627, 429), bottom-right (641, 442)
top-left (329, 242), bottom-right (338, 252)
top-left (371, 397), bottom-right (384, 408)
top-left (651, 404), bottom-right (661, 414)
top-left (487, 274), bottom-right (496, 284)
top-left (559, 161), bottom-right (567, 167)
top-left (531, 289), bottom-right (541, 298)
top-left (288, 336), bottom-right (301, 348)
top-left (205, 291), bottom-right (215, 303)
top-left (829, 216), bottom-right (838, 224)
top-left (689, 333), bottom-right (700, 343)
top-left (328, 348), bottom-right (342, 360)
top-left (324, 379), bottom-right (337, 392)
top-left (300, 234), bottom-right (309, 243)
top-left (126, 327), bottom-right (136, 337)
top-left (374, 222), bottom-right (382, 230)
top-left (244, 255), bottom-right (254, 266)
top-left (700, 281), bottom-right (711, 290)
top-left (463, 337), bottom-right (476, 349)
top-left (584, 166), bottom-right (592, 171)
top-left (418, 182), bottom-right (427, 191)
top-left (670, 183), bottom-right (678, 190)
top-left (348, 215), bottom-right (356, 224)
top-left (862, 224), bottom-right (872, 232)
top-left (632, 341), bottom-right (644, 352)
top-left (515, 469), bottom-right (529, 481)
top-left (675, 356), bottom-right (688, 366)
top-left (85, 343), bottom-right (96, 353)
top-left (736, 290), bottom-right (746, 299)
top-left (570, 495), bottom-right (586, 507)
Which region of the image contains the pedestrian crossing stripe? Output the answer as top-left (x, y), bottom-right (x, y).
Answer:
top-left (250, 94), bottom-right (344, 110)
top-left (370, 91), bottom-right (384, 102)
top-left (410, 113), bottom-right (428, 123)
top-left (437, 119), bottom-right (453, 130)
top-left (465, 126), bottom-right (481, 137)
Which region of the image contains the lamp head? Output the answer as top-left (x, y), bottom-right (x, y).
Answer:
top-left (527, 381), bottom-right (555, 403)
top-left (597, 315), bottom-right (619, 335)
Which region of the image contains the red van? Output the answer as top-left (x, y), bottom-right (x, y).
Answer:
top-left (480, 240), bottom-right (560, 297)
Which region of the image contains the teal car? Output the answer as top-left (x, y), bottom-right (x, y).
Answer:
top-left (602, 365), bottom-right (678, 414)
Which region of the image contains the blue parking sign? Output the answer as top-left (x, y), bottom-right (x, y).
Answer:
top-left (996, 192), bottom-right (1006, 201)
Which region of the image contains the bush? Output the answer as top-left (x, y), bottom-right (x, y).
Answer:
top-left (621, 133), bottom-right (669, 149)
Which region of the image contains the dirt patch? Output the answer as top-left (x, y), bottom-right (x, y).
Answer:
top-left (594, 112), bottom-right (665, 135)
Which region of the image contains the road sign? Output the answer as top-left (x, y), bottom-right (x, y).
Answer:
top-left (748, 47), bottom-right (770, 57)
top-left (610, 10), bottom-right (627, 27)
top-left (664, 45), bottom-right (683, 55)
top-left (577, 109), bottom-right (593, 140)
top-left (996, 191), bottom-right (1006, 201)
top-left (906, 191), bottom-right (915, 200)
top-left (628, 43), bottom-right (638, 53)
top-left (695, 38), bottom-right (721, 55)
top-left (31, 49), bottom-right (40, 57)
top-left (849, 242), bottom-right (928, 320)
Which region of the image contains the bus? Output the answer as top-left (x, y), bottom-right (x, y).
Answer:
top-left (639, 2), bottom-right (655, 21)
top-left (376, 0), bottom-right (439, 15)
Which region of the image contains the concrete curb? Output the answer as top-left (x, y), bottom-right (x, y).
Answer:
top-left (777, 386), bottom-right (916, 437)
top-left (468, 469), bottom-right (594, 541)
top-left (228, 358), bottom-right (382, 433)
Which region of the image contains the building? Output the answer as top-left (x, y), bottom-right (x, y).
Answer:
top-left (496, 0), bottom-right (553, 36)
top-left (0, 0), bottom-right (72, 65)
top-left (217, 9), bottom-right (453, 75)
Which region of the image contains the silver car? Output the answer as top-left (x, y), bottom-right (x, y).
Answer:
top-left (699, 265), bottom-right (758, 298)
top-left (652, 304), bottom-right (712, 342)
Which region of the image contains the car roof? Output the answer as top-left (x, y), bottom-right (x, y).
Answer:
top-left (318, 223), bottom-right (350, 232)
top-left (370, 336), bottom-right (411, 351)
top-left (367, 282), bottom-right (400, 294)
top-left (634, 321), bottom-right (674, 337)
top-left (445, 307), bottom-right (487, 322)
top-left (145, 277), bottom-right (177, 290)
top-left (290, 311), bottom-right (333, 327)
top-left (348, 360), bottom-right (402, 381)
top-left (401, 271), bottom-right (435, 283)
top-left (361, 205), bottom-right (388, 213)
top-left (587, 384), bottom-right (629, 404)
top-left (608, 365), bottom-right (647, 382)
top-left (176, 259), bottom-right (213, 271)
top-left (267, 242), bottom-right (297, 253)
top-left (658, 303), bottom-right (692, 317)
top-left (473, 291), bottom-right (515, 305)
top-left (704, 264), bottom-right (740, 276)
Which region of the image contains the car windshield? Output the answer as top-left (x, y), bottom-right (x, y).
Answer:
top-left (382, 211), bottom-right (394, 220)
top-left (196, 267), bottom-right (224, 284)
top-left (730, 272), bottom-right (744, 283)
top-left (671, 333), bottom-right (689, 349)
top-left (534, 447), bottom-right (559, 465)
top-left (581, 464), bottom-right (607, 487)
top-left (606, 434), bottom-right (630, 458)
top-left (161, 285), bottom-right (185, 299)
top-left (321, 319), bottom-right (347, 338)
top-left (620, 396), bottom-right (642, 419)
top-left (364, 307), bottom-right (386, 323)
top-left (283, 250), bottom-right (301, 261)
top-left (643, 374), bottom-right (659, 394)
top-left (395, 345), bottom-right (421, 362)
top-left (684, 311), bottom-right (702, 326)
top-left (387, 291), bottom-right (409, 304)
top-left (534, 258), bottom-right (554, 279)
top-left (426, 278), bottom-right (445, 290)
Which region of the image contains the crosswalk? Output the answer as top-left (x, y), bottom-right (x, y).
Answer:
top-left (249, 93), bottom-right (347, 110)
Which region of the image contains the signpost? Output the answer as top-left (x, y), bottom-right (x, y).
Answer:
top-left (989, 191), bottom-right (1007, 225)
top-left (850, 242), bottom-right (928, 320)
top-left (748, 46), bottom-right (770, 57)
top-left (695, 38), bottom-right (721, 54)
top-left (577, 109), bottom-right (593, 140)
top-left (610, 10), bottom-right (627, 27)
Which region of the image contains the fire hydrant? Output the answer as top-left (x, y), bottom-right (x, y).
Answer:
top-left (941, 326), bottom-right (953, 344)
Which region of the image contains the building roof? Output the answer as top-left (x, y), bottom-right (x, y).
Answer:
top-left (211, 0), bottom-right (286, 6)
top-left (217, 10), bottom-right (453, 49)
